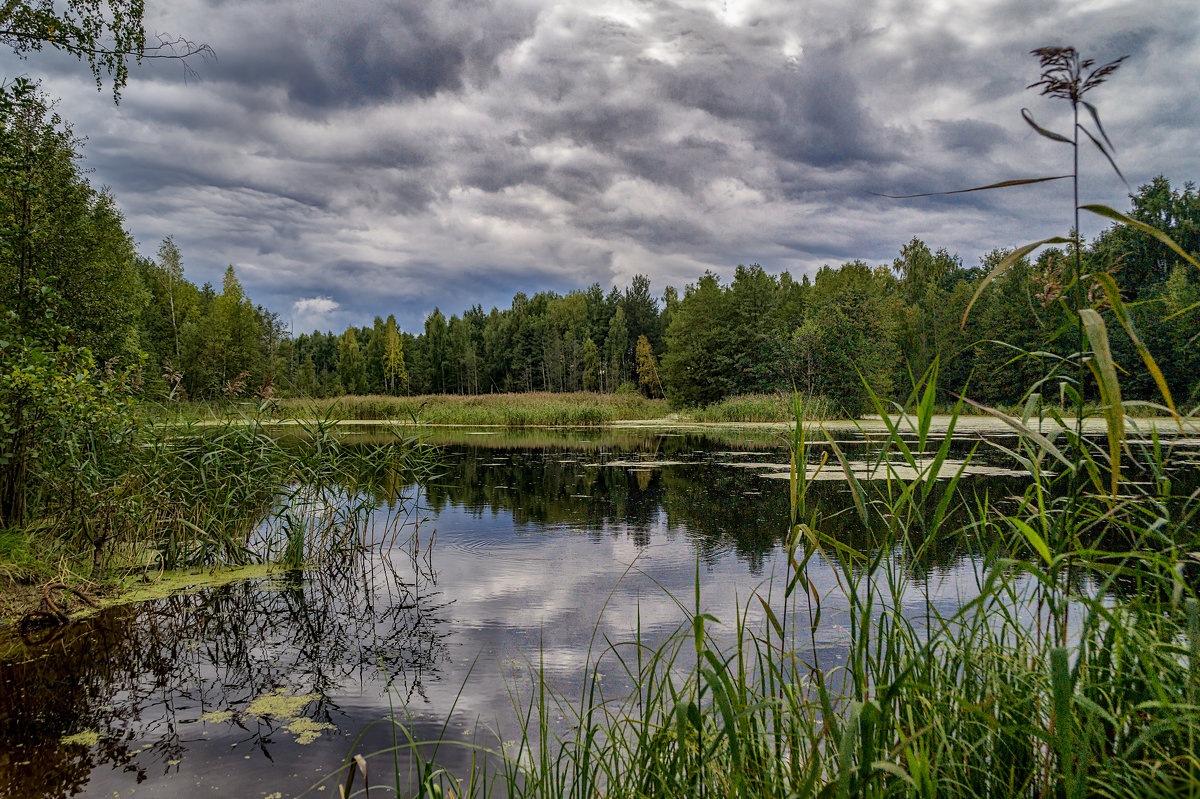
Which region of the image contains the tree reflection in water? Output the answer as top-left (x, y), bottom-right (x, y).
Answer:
top-left (0, 537), bottom-right (447, 799)
top-left (0, 428), bottom-right (1045, 797)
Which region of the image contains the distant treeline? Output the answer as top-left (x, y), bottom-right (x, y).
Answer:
top-left (264, 179), bottom-right (1200, 413)
top-left (2, 81), bottom-right (1197, 413)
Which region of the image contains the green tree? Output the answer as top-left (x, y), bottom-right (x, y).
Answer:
top-left (424, 308), bottom-right (448, 393)
top-left (582, 338), bottom-right (600, 392)
top-left (790, 262), bottom-right (897, 416)
top-left (155, 236), bottom-right (183, 361)
top-left (726, 264), bottom-right (780, 392)
top-left (0, 84), bottom-right (145, 363)
top-left (605, 306), bottom-right (628, 390)
top-left (337, 326), bottom-right (366, 395)
top-left (362, 316), bottom-right (385, 394)
top-left (635, 334), bottom-right (661, 397)
top-left (0, 279), bottom-right (133, 525)
top-left (622, 274), bottom-right (661, 352)
top-left (209, 266), bottom-right (263, 395)
top-left (296, 353), bottom-right (317, 397)
top-left (1093, 177), bottom-right (1200, 300)
top-left (660, 272), bottom-right (733, 407)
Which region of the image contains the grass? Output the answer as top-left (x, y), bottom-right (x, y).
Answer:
top-left (256, 392), bottom-right (670, 426)
top-left (327, 361), bottom-right (1200, 798)
top-left (684, 392), bottom-right (842, 422)
top-left (0, 412), bottom-right (437, 621)
top-left (149, 392), bottom-right (847, 427)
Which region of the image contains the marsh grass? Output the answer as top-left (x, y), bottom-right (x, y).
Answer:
top-left (2, 408), bottom-right (438, 609)
top-left (269, 392), bottom-right (670, 427)
top-left (684, 393), bottom-right (842, 423)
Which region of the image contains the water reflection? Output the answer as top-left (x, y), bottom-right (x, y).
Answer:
top-left (0, 548), bottom-right (447, 798)
top-left (0, 427), bottom-right (1036, 797)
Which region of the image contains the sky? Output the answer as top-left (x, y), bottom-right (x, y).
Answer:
top-left (4, 0), bottom-right (1198, 334)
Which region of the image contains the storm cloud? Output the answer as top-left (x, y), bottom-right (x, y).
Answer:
top-left (5, 0), bottom-right (1198, 332)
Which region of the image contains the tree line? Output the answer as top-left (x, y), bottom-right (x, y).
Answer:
top-left (3, 83), bottom-right (1199, 419)
top-left (278, 176), bottom-right (1200, 414)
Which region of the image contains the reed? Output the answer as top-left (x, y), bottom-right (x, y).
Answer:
top-left (2, 408), bottom-right (438, 606)
top-left (270, 392), bottom-right (670, 426)
top-left (684, 392), bottom-right (842, 423)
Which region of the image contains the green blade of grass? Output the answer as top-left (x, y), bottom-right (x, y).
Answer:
top-left (1079, 308), bottom-right (1125, 496)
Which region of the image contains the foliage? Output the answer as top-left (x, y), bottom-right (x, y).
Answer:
top-left (634, 334), bottom-right (661, 398)
top-left (0, 81), bottom-right (145, 365)
top-left (660, 271), bottom-right (734, 407)
top-left (0, 277), bottom-right (135, 528)
top-left (789, 262), bottom-right (898, 416)
top-left (382, 314), bottom-right (407, 395)
top-left (0, 0), bottom-right (211, 101)
top-left (683, 392), bottom-right (840, 422)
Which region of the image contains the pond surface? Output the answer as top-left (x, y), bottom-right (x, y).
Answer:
top-left (0, 422), bottom-right (1175, 798)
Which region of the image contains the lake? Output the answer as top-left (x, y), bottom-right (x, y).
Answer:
top-left (0, 422), bottom-right (1089, 798)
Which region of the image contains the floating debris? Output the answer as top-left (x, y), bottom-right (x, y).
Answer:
top-left (758, 458), bottom-right (1028, 481)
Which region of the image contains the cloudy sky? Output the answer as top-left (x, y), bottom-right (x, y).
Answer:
top-left (5, 0), bottom-right (1198, 333)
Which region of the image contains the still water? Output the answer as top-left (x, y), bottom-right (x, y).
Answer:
top-left (1, 426), bottom-right (1029, 798)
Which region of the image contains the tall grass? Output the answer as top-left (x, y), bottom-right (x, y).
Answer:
top-left (6, 409), bottom-right (438, 595)
top-left (270, 392), bottom-right (670, 426)
top-left (684, 392), bottom-right (842, 423)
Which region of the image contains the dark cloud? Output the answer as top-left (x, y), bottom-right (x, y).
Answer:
top-left (2, 0), bottom-right (1196, 333)
top-left (933, 119), bottom-right (1008, 154)
top-left (193, 0), bottom-right (541, 110)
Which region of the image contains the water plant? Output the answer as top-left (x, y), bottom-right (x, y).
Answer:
top-left (324, 358), bottom-right (1198, 798)
top-left (1, 403), bottom-right (438, 622)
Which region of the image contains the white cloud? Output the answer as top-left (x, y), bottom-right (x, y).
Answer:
top-left (291, 296), bottom-right (341, 333)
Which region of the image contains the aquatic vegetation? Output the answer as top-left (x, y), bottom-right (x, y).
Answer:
top-left (0, 408), bottom-right (438, 624)
top-left (683, 392), bottom-right (841, 423)
top-left (59, 731), bottom-right (100, 748)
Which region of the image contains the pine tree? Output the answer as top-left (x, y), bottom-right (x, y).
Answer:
top-left (582, 338), bottom-right (600, 392)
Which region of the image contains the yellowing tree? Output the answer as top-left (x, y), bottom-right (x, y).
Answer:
top-left (382, 314), bottom-right (408, 395)
top-left (635, 335), bottom-right (661, 397)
